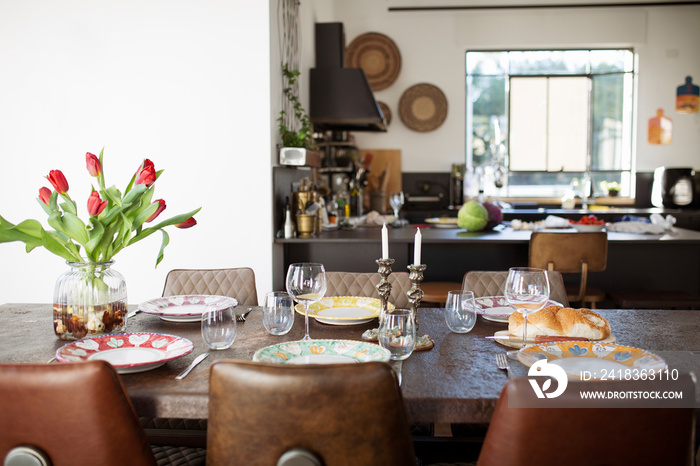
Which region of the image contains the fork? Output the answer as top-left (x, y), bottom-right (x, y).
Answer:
top-left (496, 353), bottom-right (512, 379)
top-left (236, 308), bottom-right (252, 322)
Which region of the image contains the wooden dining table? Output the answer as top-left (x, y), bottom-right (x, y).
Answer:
top-left (1, 303), bottom-right (699, 424)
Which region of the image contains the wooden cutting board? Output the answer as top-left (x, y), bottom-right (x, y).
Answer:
top-left (360, 149), bottom-right (402, 212)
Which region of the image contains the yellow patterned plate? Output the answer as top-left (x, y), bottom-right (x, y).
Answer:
top-left (253, 339), bottom-right (390, 364)
top-left (517, 341), bottom-right (666, 380)
top-left (294, 296), bottom-right (393, 326)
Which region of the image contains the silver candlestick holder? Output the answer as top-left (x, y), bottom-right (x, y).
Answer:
top-left (375, 258), bottom-right (395, 323)
top-left (407, 264), bottom-right (427, 324)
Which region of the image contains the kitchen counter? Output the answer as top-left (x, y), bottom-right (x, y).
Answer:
top-left (275, 225), bottom-right (700, 298)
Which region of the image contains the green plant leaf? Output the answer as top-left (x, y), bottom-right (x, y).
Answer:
top-left (155, 229), bottom-right (170, 267)
top-left (62, 212), bottom-right (90, 246)
top-left (86, 220), bottom-right (105, 258)
top-left (122, 183), bottom-right (147, 206)
top-left (128, 207), bottom-right (201, 245)
top-left (40, 230), bottom-right (83, 262)
top-left (0, 216), bottom-right (43, 247)
top-left (60, 198), bottom-right (77, 216)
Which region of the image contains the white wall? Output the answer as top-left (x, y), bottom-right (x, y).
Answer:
top-left (0, 0), bottom-right (273, 304)
top-left (307, 0), bottom-right (700, 173)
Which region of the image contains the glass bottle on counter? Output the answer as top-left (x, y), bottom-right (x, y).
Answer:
top-left (284, 197), bottom-right (295, 239)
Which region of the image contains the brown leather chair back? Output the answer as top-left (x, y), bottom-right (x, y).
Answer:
top-left (208, 361), bottom-right (416, 466)
top-left (325, 271), bottom-right (411, 308)
top-left (529, 232), bottom-right (608, 304)
top-left (162, 267), bottom-right (258, 305)
top-left (0, 361), bottom-right (156, 466)
top-left (477, 376), bottom-right (695, 466)
top-left (462, 270), bottom-right (569, 307)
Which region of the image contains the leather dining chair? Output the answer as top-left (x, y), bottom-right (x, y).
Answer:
top-left (207, 360), bottom-right (417, 466)
top-left (325, 270), bottom-right (412, 308)
top-left (462, 270), bottom-right (569, 307)
top-left (162, 267), bottom-right (258, 306)
top-left (0, 360), bottom-right (157, 466)
top-left (529, 231), bottom-right (608, 308)
top-left (476, 376), bottom-right (695, 466)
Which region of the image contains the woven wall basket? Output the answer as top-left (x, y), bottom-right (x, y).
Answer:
top-left (398, 83), bottom-right (448, 132)
top-left (346, 32), bottom-right (401, 91)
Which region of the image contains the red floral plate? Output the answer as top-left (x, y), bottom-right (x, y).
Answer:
top-left (56, 333), bottom-right (194, 374)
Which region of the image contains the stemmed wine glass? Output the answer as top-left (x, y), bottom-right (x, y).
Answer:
top-left (378, 309), bottom-right (416, 386)
top-left (504, 267), bottom-right (550, 349)
top-left (389, 192), bottom-right (405, 220)
top-left (285, 263), bottom-right (327, 341)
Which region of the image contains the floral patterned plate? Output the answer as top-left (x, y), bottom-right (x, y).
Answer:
top-left (56, 333), bottom-right (194, 374)
top-left (294, 296), bottom-right (393, 325)
top-left (475, 296), bottom-right (562, 324)
top-left (139, 295), bottom-right (238, 322)
top-left (253, 339), bottom-right (390, 364)
top-left (517, 341), bottom-right (666, 380)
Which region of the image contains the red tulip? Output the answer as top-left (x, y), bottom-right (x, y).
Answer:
top-left (46, 170), bottom-right (69, 194)
top-left (85, 152), bottom-right (101, 177)
top-left (87, 190), bottom-right (108, 216)
top-left (135, 159), bottom-right (156, 187)
top-left (38, 187), bottom-right (52, 205)
top-left (146, 199), bottom-right (166, 222)
top-left (176, 217), bottom-right (197, 229)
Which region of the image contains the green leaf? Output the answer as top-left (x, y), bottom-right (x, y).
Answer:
top-left (155, 229), bottom-right (170, 268)
top-left (60, 198), bottom-right (77, 216)
top-left (132, 202), bottom-right (159, 232)
top-left (62, 212), bottom-right (90, 246)
top-left (85, 220), bottom-right (105, 258)
top-left (40, 230), bottom-right (83, 262)
top-left (129, 207), bottom-right (201, 245)
top-left (0, 216), bottom-right (43, 247)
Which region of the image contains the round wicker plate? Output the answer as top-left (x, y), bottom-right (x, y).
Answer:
top-left (398, 83), bottom-right (448, 132)
top-left (377, 101), bottom-right (392, 126)
top-left (346, 32), bottom-right (401, 91)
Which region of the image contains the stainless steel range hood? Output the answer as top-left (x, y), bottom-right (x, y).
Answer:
top-left (309, 23), bottom-right (387, 133)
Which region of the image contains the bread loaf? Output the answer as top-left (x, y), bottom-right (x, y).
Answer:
top-left (508, 305), bottom-right (611, 340)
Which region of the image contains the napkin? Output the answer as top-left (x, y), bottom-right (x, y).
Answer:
top-left (605, 221), bottom-right (665, 234)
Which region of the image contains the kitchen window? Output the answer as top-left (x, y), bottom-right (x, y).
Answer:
top-left (466, 49), bottom-right (635, 199)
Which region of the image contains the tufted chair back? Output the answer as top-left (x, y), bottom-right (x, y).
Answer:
top-left (162, 267), bottom-right (258, 306)
top-left (325, 271), bottom-right (411, 308)
top-left (462, 270), bottom-right (569, 307)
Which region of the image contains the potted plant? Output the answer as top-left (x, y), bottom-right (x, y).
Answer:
top-left (600, 181), bottom-right (621, 197)
top-left (278, 64), bottom-right (320, 166)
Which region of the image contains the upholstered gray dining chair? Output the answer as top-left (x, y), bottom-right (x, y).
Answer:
top-left (162, 267), bottom-right (258, 306)
top-left (462, 270), bottom-right (569, 307)
top-left (325, 271), bottom-right (411, 308)
top-left (207, 360), bottom-right (416, 466)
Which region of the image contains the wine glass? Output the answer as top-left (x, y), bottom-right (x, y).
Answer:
top-left (504, 267), bottom-right (550, 349)
top-left (378, 309), bottom-right (416, 385)
top-left (389, 192), bottom-right (405, 220)
top-left (285, 263), bottom-right (327, 341)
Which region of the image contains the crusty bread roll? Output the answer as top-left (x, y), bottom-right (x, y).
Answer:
top-left (508, 305), bottom-right (611, 340)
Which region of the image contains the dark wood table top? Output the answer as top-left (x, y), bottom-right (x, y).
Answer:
top-left (2, 303), bottom-right (699, 423)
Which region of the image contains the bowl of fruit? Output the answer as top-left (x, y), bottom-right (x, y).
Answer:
top-left (570, 215), bottom-right (606, 232)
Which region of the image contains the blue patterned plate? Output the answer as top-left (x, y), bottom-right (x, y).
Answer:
top-left (517, 341), bottom-right (666, 380)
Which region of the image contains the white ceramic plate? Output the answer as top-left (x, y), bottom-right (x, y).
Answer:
top-left (476, 296), bottom-right (563, 324)
top-left (571, 224), bottom-right (605, 232)
top-left (56, 333), bottom-right (194, 374)
top-left (295, 296), bottom-right (392, 325)
top-left (139, 295), bottom-right (238, 322)
top-left (492, 329), bottom-right (616, 349)
top-left (425, 217), bottom-right (459, 229)
top-left (517, 341), bottom-right (666, 379)
top-left (253, 339), bottom-right (390, 364)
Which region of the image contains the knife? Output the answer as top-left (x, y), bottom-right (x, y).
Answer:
top-left (175, 353), bottom-right (209, 380)
top-left (486, 335), bottom-right (590, 344)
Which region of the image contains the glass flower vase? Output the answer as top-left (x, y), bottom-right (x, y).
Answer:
top-left (53, 261), bottom-right (128, 341)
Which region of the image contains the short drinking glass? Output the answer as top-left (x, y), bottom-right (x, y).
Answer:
top-left (378, 309), bottom-right (416, 385)
top-left (201, 305), bottom-right (237, 350)
top-left (444, 290), bottom-right (478, 333)
top-left (263, 291), bottom-right (295, 335)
